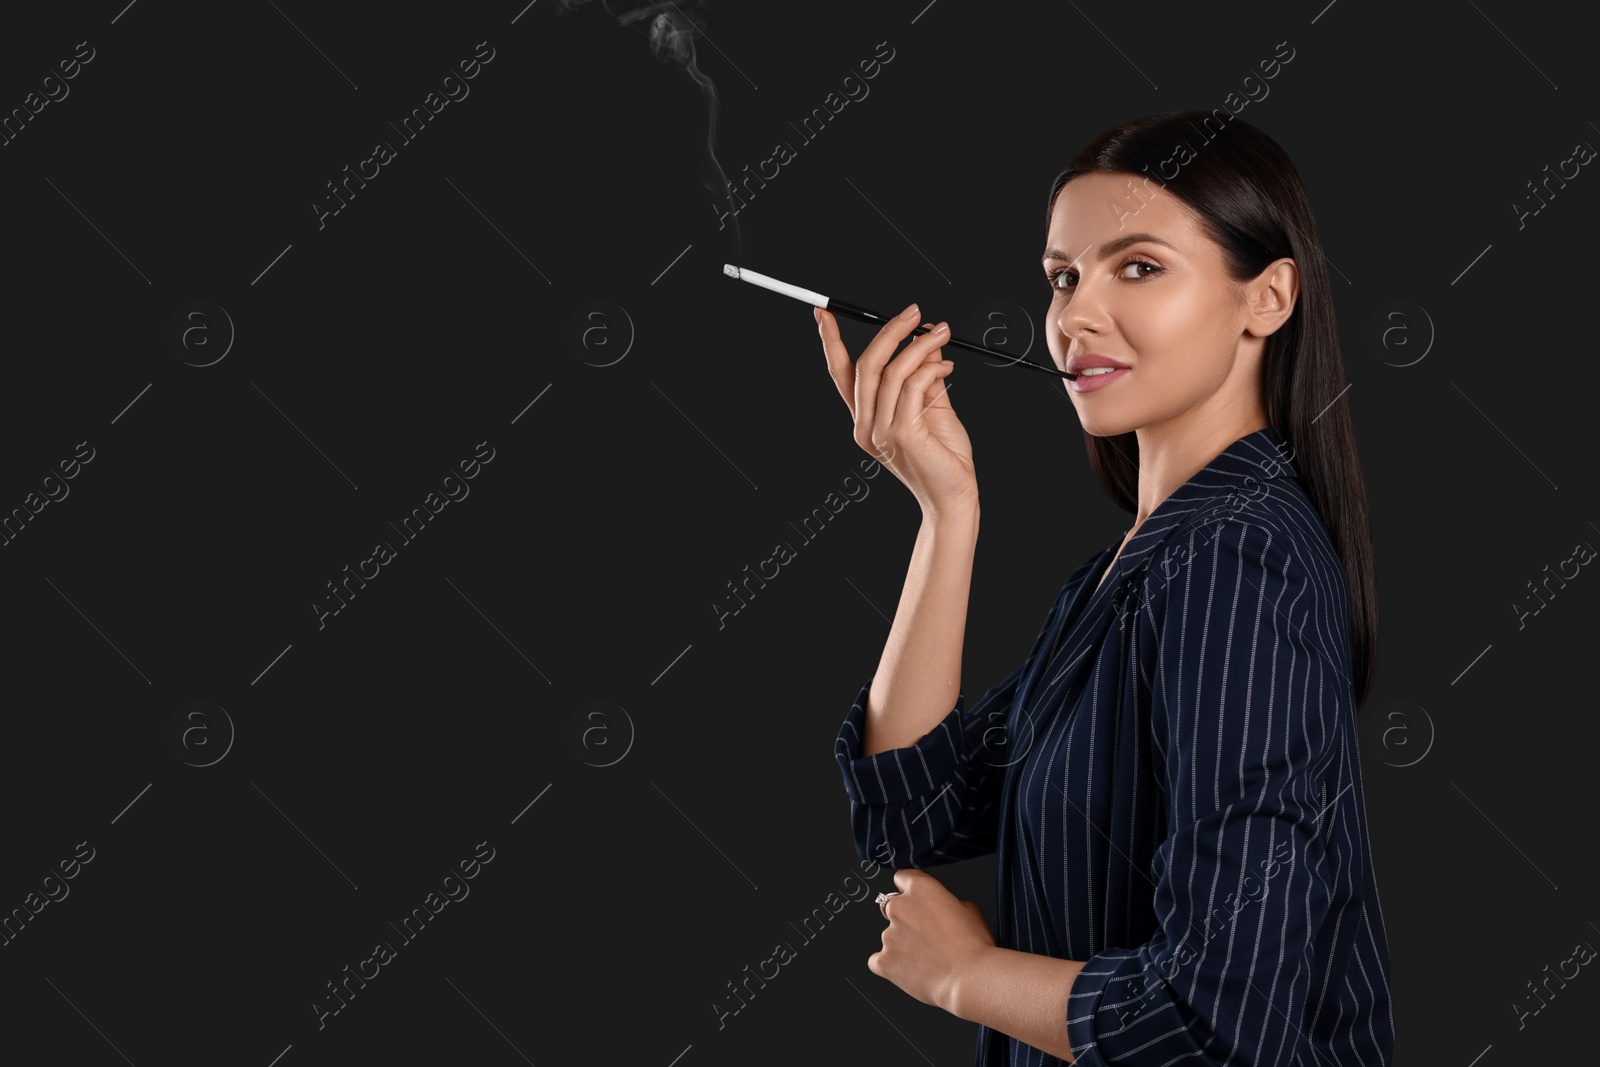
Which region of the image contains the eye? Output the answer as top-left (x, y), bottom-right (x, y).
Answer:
top-left (1045, 255), bottom-right (1164, 291)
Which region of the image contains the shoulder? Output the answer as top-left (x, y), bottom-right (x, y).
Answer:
top-left (1134, 483), bottom-right (1345, 623)
top-left (1137, 501), bottom-right (1360, 744)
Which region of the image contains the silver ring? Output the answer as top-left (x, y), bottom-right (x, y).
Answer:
top-left (875, 890), bottom-right (899, 917)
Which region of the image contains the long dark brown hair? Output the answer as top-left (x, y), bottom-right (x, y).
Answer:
top-left (1046, 110), bottom-right (1378, 708)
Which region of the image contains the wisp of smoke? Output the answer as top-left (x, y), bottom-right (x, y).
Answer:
top-left (558, 0), bottom-right (744, 263)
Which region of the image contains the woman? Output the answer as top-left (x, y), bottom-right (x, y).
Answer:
top-left (821, 111), bottom-right (1394, 1066)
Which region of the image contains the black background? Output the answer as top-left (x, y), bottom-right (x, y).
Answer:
top-left (1, 1), bottom-right (1595, 1064)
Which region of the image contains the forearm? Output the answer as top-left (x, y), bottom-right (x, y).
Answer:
top-left (948, 945), bottom-right (1086, 1063)
top-left (861, 504), bottom-right (981, 755)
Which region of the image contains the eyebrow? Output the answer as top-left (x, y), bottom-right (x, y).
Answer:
top-left (1041, 232), bottom-right (1179, 265)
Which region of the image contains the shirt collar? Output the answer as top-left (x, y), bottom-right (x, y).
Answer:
top-left (1027, 426), bottom-right (1301, 710)
top-left (1030, 422), bottom-right (1305, 710)
top-left (1108, 424), bottom-right (1299, 586)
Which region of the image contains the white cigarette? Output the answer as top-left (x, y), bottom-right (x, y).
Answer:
top-left (723, 264), bottom-right (829, 307)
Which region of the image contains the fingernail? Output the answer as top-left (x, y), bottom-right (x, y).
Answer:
top-left (900, 303), bottom-right (920, 321)
top-left (933, 321), bottom-right (950, 334)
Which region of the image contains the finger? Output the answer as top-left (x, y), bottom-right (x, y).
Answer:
top-left (880, 322), bottom-right (949, 411)
top-left (853, 303), bottom-right (922, 449)
top-left (873, 323), bottom-right (949, 439)
top-left (893, 868), bottom-right (921, 892)
top-left (889, 359), bottom-right (955, 431)
top-left (816, 308), bottom-right (858, 420)
top-left (856, 302), bottom-right (926, 379)
top-left (867, 950), bottom-right (883, 977)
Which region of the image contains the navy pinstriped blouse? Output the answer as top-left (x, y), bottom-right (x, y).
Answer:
top-left (834, 426), bottom-right (1395, 1066)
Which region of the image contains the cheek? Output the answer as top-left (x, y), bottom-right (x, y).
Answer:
top-left (1123, 287), bottom-right (1230, 363)
top-left (1125, 288), bottom-right (1196, 343)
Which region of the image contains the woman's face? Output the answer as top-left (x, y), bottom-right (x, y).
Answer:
top-left (1042, 171), bottom-right (1288, 440)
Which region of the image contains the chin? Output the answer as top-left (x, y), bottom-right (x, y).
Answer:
top-left (1075, 415), bottom-right (1126, 435)
top-left (1076, 416), bottom-right (1135, 439)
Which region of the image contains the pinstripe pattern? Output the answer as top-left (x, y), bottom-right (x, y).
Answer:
top-left (835, 427), bottom-right (1394, 1066)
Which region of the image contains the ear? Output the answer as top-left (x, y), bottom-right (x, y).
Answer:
top-left (1242, 257), bottom-right (1298, 338)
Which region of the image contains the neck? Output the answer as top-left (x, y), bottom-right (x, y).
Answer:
top-left (1130, 409), bottom-right (1268, 529)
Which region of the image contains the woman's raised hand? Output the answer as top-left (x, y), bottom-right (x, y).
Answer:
top-left (817, 303), bottom-right (978, 519)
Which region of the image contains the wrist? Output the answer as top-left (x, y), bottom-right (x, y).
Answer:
top-left (924, 500), bottom-right (980, 531)
top-left (944, 944), bottom-right (1000, 1020)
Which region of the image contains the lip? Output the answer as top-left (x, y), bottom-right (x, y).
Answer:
top-left (1068, 366), bottom-right (1129, 393)
top-left (1066, 353), bottom-right (1131, 374)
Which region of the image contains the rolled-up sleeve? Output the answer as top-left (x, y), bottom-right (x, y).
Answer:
top-left (1066, 519), bottom-right (1346, 1067)
top-left (834, 584), bottom-right (1069, 869)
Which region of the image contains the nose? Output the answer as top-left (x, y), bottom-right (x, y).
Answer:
top-left (1054, 276), bottom-right (1110, 353)
top-left (1049, 292), bottom-right (1113, 363)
